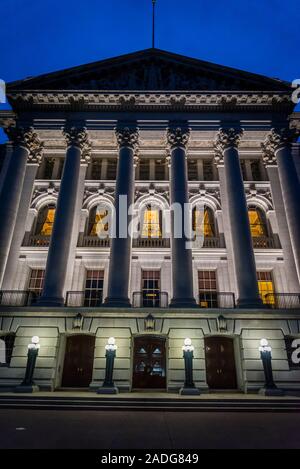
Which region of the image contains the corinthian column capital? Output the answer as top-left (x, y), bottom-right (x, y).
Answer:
top-left (115, 126), bottom-right (139, 151)
top-left (6, 126), bottom-right (44, 164)
top-left (63, 126), bottom-right (91, 162)
top-left (166, 126), bottom-right (190, 150)
top-left (263, 127), bottom-right (298, 155)
top-left (215, 127), bottom-right (243, 151)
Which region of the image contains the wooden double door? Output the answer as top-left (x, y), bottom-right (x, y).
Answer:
top-left (205, 337), bottom-right (238, 390)
top-left (132, 336), bottom-right (166, 389)
top-left (61, 335), bottom-right (95, 388)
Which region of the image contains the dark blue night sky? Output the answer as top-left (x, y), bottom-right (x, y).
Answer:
top-left (1, 0), bottom-right (299, 141)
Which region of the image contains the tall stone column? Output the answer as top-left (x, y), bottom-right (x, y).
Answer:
top-left (262, 128), bottom-right (300, 284)
top-left (2, 163), bottom-right (40, 290)
top-left (0, 126), bottom-right (43, 287)
top-left (37, 126), bottom-right (91, 306)
top-left (167, 125), bottom-right (197, 308)
top-left (104, 126), bottom-right (139, 307)
top-left (215, 128), bottom-right (262, 308)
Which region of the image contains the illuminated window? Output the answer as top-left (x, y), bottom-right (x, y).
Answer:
top-left (142, 270), bottom-right (160, 307)
top-left (257, 271), bottom-right (275, 305)
top-left (28, 269), bottom-right (45, 301)
top-left (0, 334), bottom-right (15, 367)
top-left (35, 205), bottom-right (55, 236)
top-left (84, 270), bottom-right (104, 307)
top-left (193, 206), bottom-right (215, 238)
top-left (141, 206), bottom-right (162, 238)
top-left (88, 207), bottom-right (109, 237)
top-left (248, 208), bottom-right (267, 238)
top-left (198, 271), bottom-right (218, 308)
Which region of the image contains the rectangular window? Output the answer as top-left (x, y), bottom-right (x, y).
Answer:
top-left (142, 270), bottom-right (161, 307)
top-left (91, 159), bottom-right (102, 180)
top-left (155, 160), bottom-right (165, 180)
top-left (43, 158), bottom-right (55, 179)
top-left (0, 334), bottom-right (15, 367)
top-left (28, 269), bottom-right (45, 302)
top-left (203, 160), bottom-right (214, 181)
top-left (250, 160), bottom-right (262, 181)
top-left (139, 159), bottom-right (150, 180)
top-left (257, 271), bottom-right (275, 306)
top-left (285, 337), bottom-right (300, 370)
top-left (188, 160), bottom-right (198, 181)
top-left (198, 270), bottom-right (218, 308)
top-left (240, 160), bottom-right (247, 180)
top-left (84, 270), bottom-right (104, 307)
top-left (107, 159), bottom-right (117, 180)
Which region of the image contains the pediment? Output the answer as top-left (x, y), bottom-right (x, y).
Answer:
top-left (7, 49), bottom-right (290, 93)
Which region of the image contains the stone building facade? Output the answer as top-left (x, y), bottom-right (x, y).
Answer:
top-left (0, 49), bottom-right (299, 393)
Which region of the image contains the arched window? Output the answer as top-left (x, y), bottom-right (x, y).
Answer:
top-left (248, 207), bottom-right (267, 238)
top-left (87, 206), bottom-right (109, 237)
top-left (141, 205), bottom-right (162, 238)
top-left (192, 206), bottom-right (215, 238)
top-left (35, 204), bottom-right (56, 236)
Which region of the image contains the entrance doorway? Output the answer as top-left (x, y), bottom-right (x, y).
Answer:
top-left (132, 336), bottom-right (166, 389)
top-left (61, 335), bottom-right (95, 388)
top-left (204, 336), bottom-right (237, 390)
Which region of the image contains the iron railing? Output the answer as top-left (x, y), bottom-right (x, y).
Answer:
top-left (132, 238), bottom-right (170, 248)
top-left (65, 291), bottom-right (103, 307)
top-left (0, 290), bottom-right (33, 306)
top-left (263, 293), bottom-right (300, 309)
top-left (27, 235), bottom-right (51, 247)
top-left (198, 292), bottom-right (236, 309)
top-left (132, 291), bottom-right (169, 308)
top-left (78, 235), bottom-right (110, 248)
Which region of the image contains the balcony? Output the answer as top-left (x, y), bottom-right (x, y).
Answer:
top-left (78, 235), bottom-right (110, 248)
top-left (65, 291), bottom-right (103, 307)
top-left (24, 235), bottom-right (51, 247)
top-left (198, 292), bottom-right (236, 309)
top-left (132, 238), bottom-right (170, 248)
top-left (132, 291), bottom-right (169, 308)
top-left (252, 235), bottom-right (281, 249)
top-left (263, 293), bottom-right (300, 309)
top-left (0, 290), bottom-right (33, 306)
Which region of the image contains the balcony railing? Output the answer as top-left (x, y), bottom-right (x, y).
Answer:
top-left (132, 238), bottom-right (170, 248)
top-left (252, 236), bottom-right (281, 249)
top-left (263, 293), bottom-right (300, 309)
top-left (26, 235), bottom-right (51, 247)
top-left (0, 290), bottom-right (33, 306)
top-left (132, 291), bottom-right (169, 308)
top-left (65, 291), bottom-right (103, 307)
top-left (198, 292), bottom-right (236, 309)
top-left (78, 235), bottom-right (110, 248)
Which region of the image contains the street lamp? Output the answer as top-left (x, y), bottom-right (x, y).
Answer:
top-left (15, 336), bottom-right (40, 393)
top-left (97, 337), bottom-right (119, 394)
top-left (258, 338), bottom-right (284, 396)
top-left (179, 338), bottom-right (200, 395)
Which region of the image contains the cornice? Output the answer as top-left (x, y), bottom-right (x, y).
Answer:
top-left (7, 90), bottom-right (293, 112)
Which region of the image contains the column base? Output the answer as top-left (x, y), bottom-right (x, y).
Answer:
top-left (34, 296), bottom-right (65, 307)
top-left (169, 298), bottom-right (198, 308)
top-left (258, 386), bottom-right (285, 397)
top-left (14, 385), bottom-right (40, 393)
top-left (103, 297), bottom-right (131, 308)
top-left (97, 386), bottom-right (119, 395)
top-left (237, 298), bottom-right (264, 309)
top-left (179, 387), bottom-right (201, 396)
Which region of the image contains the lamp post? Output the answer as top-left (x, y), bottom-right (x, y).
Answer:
top-left (258, 338), bottom-right (284, 396)
top-left (179, 338), bottom-right (200, 395)
top-left (97, 337), bottom-right (119, 394)
top-left (15, 336), bottom-right (40, 393)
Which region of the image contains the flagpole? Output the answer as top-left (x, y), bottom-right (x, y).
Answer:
top-left (152, 0), bottom-right (156, 48)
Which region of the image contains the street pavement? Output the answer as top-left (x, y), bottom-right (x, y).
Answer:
top-left (0, 408), bottom-right (299, 449)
